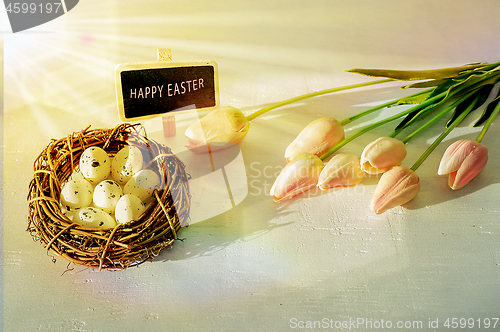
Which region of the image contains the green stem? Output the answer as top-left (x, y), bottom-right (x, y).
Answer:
top-left (476, 99), bottom-right (500, 143)
top-left (246, 79), bottom-right (393, 121)
top-left (476, 61), bottom-right (500, 72)
top-left (400, 105), bottom-right (454, 144)
top-left (339, 89), bottom-right (431, 126)
top-left (410, 98), bottom-right (478, 171)
top-left (401, 89), bottom-right (478, 144)
top-left (388, 127), bottom-right (404, 138)
top-left (319, 90), bottom-right (448, 160)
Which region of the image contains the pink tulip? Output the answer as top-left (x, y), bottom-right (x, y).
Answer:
top-left (271, 153), bottom-right (324, 202)
top-left (370, 166), bottom-right (420, 214)
top-left (185, 106), bottom-right (250, 153)
top-left (437, 139), bottom-right (488, 190)
top-left (284, 117), bottom-right (344, 162)
top-left (317, 153), bottom-right (364, 189)
top-left (360, 137), bottom-right (407, 174)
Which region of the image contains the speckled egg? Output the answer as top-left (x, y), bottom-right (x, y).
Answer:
top-left (93, 180), bottom-right (123, 214)
top-left (67, 165), bottom-right (85, 182)
top-left (111, 146), bottom-right (144, 185)
top-left (123, 169), bottom-right (161, 202)
top-left (114, 194), bottom-right (146, 225)
top-left (63, 209), bottom-right (78, 221)
top-left (79, 146), bottom-right (111, 183)
top-left (73, 207), bottom-right (117, 229)
top-left (60, 178), bottom-right (93, 211)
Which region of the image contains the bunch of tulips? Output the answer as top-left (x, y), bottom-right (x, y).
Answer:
top-left (185, 62), bottom-right (500, 214)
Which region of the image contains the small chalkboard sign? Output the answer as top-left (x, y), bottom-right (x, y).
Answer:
top-left (115, 60), bottom-right (219, 122)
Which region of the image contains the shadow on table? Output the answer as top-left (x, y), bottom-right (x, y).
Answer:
top-left (156, 196), bottom-right (296, 262)
top-left (157, 83), bottom-right (500, 260)
top-left (403, 130), bottom-right (500, 211)
top-left (405, 166), bottom-right (500, 212)
top-left (153, 86), bottom-right (409, 262)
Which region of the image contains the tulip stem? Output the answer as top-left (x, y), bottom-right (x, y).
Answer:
top-left (410, 96), bottom-right (479, 171)
top-left (401, 89), bottom-right (479, 144)
top-left (319, 90), bottom-right (449, 160)
top-left (338, 89), bottom-right (431, 126)
top-left (400, 106), bottom-right (452, 144)
top-left (246, 79), bottom-right (393, 121)
top-left (476, 98), bottom-right (500, 143)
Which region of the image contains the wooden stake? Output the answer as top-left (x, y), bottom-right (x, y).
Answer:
top-left (158, 48), bottom-right (176, 137)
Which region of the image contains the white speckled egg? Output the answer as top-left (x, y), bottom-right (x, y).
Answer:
top-left (111, 146), bottom-right (144, 185)
top-left (79, 146), bottom-right (111, 183)
top-left (67, 165), bottom-right (85, 181)
top-left (124, 169), bottom-right (161, 202)
top-left (63, 209), bottom-right (78, 221)
top-left (74, 207), bottom-right (117, 229)
top-left (93, 180), bottom-right (123, 214)
top-left (60, 178), bottom-right (93, 211)
top-left (114, 194), bottom-right (146, 225)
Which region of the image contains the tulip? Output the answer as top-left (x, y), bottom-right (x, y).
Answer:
top-left (270, 153), bottom-right (324, 202)
top-left (317, 153), bottom-right (364, 189)
top-left (185, 106), bottom-right (250, 153)
top-left (437, 139), bottom-right (488, 190)
top-left (370, 166), bottom-right (420, 214)
top-left (284, 117), bottom-right (344, 162)
top-left (360, 137), bottom-right (407, 174)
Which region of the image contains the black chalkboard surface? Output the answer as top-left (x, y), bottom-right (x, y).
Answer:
top-left (115, 60), bottom-right (219, 121)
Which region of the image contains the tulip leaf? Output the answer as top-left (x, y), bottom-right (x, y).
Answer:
top-left (394, 81), bottom-right (458, 130)
top-left (427, 78), bottom-right (465, 100)
top-left (393, 69), bottom-right (500, 131)
top-left (473, 89), bottom-right (500, 127)
top-left (446, 84), bottom-right (494, 127)
top-left (394, 82), bottom-right (459, 131)
top-left (393, 100), bottom-right (443, 131)
top-left (346, 62), bottom-right (487, 81)
top-left (402, 79), bottom-right (448, 89)
top-left (438, 70), bottom-right (499, 106)
top-left (428, 68), bottom-right (493, 101)
top-left (393, 90), bottom-right (433, 106)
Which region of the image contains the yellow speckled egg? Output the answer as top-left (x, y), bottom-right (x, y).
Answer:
top-left (93, 180), bottom-right (123, 214)
top-left (74, 207), bottom-right (117, 229)
top-left (111, 146), bottom-right (144, 185)
top-left (79, 146), bottom-right (111, 183)
top-left (114, 194), bottom-right (146, 225)
top-left (123, 169), bottom-right (160, 202)
top-left (60, 178), bottom-right (93, 211)
top-left (67, 165), bottom-right (85, 182)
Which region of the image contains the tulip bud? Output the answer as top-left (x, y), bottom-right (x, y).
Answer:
top-left (185, 106), bottom-right (250, 153)
top-left (284, 117), bottom-right (344, 162)
top-left (360, 137), bottom-right (407, 174)
top-left (370, 166), bottom-right (420, 214)
top-left (437, 139), bottom-right (488, 190)
top-left (270, 153), bottom-right (324, 202)
top-left (317, 153), bottom-right (364, 189)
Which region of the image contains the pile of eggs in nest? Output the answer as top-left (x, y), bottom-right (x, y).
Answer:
top-left (60, 145), bottom-right (161, 229)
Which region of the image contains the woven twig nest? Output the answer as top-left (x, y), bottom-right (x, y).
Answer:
top-left (27, 123), bottom-right (190, 270)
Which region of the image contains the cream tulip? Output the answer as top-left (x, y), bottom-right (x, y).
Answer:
top-left (270, 153), bottom-right (324, 202)
top-left (284, 117), bottom-right (344, 162)
top-left (317, 153), bottom-right (364, 189)
top-left (437, 139), bottom-right (488, 190)
top-left (370, 166), bottom-right (420, 214)
top-left (185, 106), bottom-right (250, 153)
top-left (360, 137), bottom-right (407, 174)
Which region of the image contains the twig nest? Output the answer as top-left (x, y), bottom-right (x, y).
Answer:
top-left (27, 123), bottom-right (191, 270)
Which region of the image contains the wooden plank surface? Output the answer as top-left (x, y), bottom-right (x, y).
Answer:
top-left (3, 1), bottom-right (500, 331)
